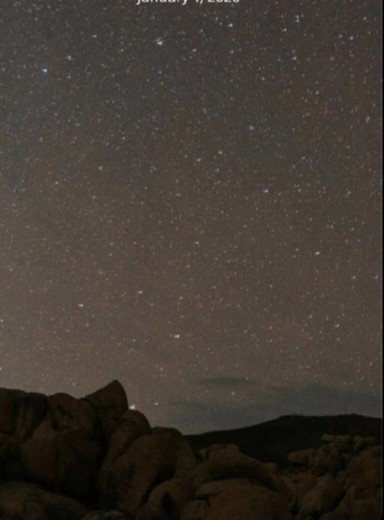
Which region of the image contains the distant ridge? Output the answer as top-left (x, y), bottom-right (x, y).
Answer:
top-left (186, 413), bottom-right (382, 465)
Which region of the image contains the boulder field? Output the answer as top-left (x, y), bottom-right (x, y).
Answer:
top-left (0, 382), bottom-right (381, 519)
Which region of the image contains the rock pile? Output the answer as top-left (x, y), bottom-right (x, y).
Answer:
top-left (0, 383), bottom-right (381, 519)
top-left (283, 433), bottom-right (382, 520)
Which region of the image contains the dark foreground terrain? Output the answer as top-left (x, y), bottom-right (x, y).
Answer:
top-left (0, 381), bottom-right (381, 519)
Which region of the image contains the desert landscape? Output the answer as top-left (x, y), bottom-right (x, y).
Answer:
top-left (0, 381), bottom-right (381, 519)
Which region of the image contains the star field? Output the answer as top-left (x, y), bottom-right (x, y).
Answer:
top-left (0, 0), bottom-right (381, 433)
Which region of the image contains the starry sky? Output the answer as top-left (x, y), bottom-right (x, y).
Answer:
top-left (0, 0), bottom-right (381, 433)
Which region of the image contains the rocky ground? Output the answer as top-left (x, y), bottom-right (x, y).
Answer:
top-left (0, 381), bottom-right (381, 519)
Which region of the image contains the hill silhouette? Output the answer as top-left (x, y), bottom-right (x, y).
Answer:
top-left (186, 413), bottom-right (381, 466)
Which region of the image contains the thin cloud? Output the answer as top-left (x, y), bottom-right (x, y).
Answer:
top-left (200, 376), bottom-right (255, 388)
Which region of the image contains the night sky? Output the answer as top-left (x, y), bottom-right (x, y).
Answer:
top-left (1, 0), bottom-right (381, 433)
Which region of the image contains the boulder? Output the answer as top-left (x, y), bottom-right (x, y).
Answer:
top-left (47, 393), bottom-right (98, 438)
top-left (282, 469), bottom-right (318, 511)
top-left (0, 388), bottom-right (27, 434)
top-left (352, 435), bottom-right (377, 452)
top-left (84, 381), bottom-right (128, 440)
top-left (197, 479), bottom-right (293, 520)
top-left (0, 433), bottom-right (24, 480)
top-left (20, 427), bottom-right (100, 497)
top-left (311, 442), bottom-right (346, 475)
top-left (0, 433), bottom-right (18, 463)
top-left (136, 478), bottom-right (194, 520)
top-left (98, 410), bottom-right (151, 491)
top-left (189, 444), bottom-right (288, 496)
top-left (321, 485), bottom-right (381, 520)
top-left (102, 428), bottom-right (196, 516)
top-left (345, 445), bottom-right (381, 495)
top-left (108, 409), bottom-right (151, 459)
top-left (294, 471), bottom-right (318, 508)
top-left (287, 448), bottom-right (315, 467)
top-left (294, 445), bottom-right (381, 519)
top-left (197, 444), bottom-right (240, 462)
top-left (296, 473), bottom-right (345, 519)
top-left (0, 389), bottom-right (48, 441)
top-left (180, 500), bottom-right (209, 520)
top-left (82, 511), bottom-right (128, 519)
top-left (0, 480), bottom-right (87, 520)
top-left (14, 392), bottom-right (47, 442)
